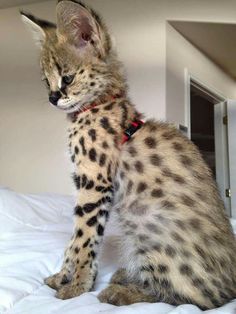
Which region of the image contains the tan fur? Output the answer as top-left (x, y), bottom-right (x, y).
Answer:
top-left (22, 0), bottom-right (236, 308)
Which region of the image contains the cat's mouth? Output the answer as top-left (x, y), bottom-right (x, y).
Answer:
top-left (56, 97), bottom-right (91, 113)
top-left (59, 102), bottom-right (80, 113)
top-left (56, 100), bottom-right (82, 113)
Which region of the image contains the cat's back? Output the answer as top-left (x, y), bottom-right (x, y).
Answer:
top-left (115, 119), bottom-right (236, 307)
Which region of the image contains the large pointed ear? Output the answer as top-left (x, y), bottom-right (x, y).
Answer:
top-left (20, 11), bottom-right (56, 47)
top-left (56, 1), bottom-right (111, 58)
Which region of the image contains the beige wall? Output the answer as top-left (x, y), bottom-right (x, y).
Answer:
top-left (1, 0), bottom-right (236, 194)
top-left (166, 23), bottom-right (236, 126)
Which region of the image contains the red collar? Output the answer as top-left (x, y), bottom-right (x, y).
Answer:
top-left (70, 97), bottom-right (144, 144)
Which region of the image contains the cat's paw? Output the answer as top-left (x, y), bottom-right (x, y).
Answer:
top-left (98, 284), bottom-right (132, 305)
top-left (110, 268), bottom-right (129, 285)
top-left (55, 282), bottom-right (85, 299)
top-left (44, 272), bottom-right (71, 290)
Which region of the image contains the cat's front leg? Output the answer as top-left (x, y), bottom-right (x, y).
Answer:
top-left (45, 184), bottom-right (112, 299)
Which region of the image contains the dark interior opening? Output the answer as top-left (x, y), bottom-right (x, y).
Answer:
top-left (190, 85), bottom-right (216, 178)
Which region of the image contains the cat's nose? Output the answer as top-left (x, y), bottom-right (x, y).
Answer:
top-left (49, 91), bottom-right (61, 106)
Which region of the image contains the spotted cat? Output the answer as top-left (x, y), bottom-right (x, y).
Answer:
top-left (21, 0), bottom-right (236, 309)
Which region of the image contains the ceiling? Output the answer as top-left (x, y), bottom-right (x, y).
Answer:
top-left (0, 0), bottom-right (49, 9)
top-left (169, 21), bottom-right (236, 80)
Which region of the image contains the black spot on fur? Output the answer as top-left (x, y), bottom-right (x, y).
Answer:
top-left (104, 102), bottom-right (114, 110)
top-left (162, 131), bottom-right (175, 140)
top-left (150, 154), bottom-right (162, 166)
top-left (85, 180), bottom-right (94, 190)
top-left (87, 216), bottom-right (97, 226)
top-left (73, 174), bottom-right (80, 189)
top-left (193, 244), bottom-right (206, 259)
top-left (173, 142), bottom-right (184, 151)
top-left (165, 245), bottom-right (176, 257)
top-left (189, 218), bottom-right (201, 230)
top-left (162, 168), bottom-right (173, 177)
top-left (159, 278), bottom-right (171, 289)
top-left (74, 205), bottom-right (84, 216)
top-left (91, 108), bottom-right (99, 113)
top-left (181, 194), bottom-right (195, 207)
top-left (79, 137), bottom-right (87, 155)
top-left (180, 155), bottom-right (193, 167)
top-left (173, 174), bottom-right (186, 184)
top-left (192, 277), bottom-right (205, 288)
top-left (137, 182), bottom-right (147, 193)
top-left (127, 146), bottom-right (137, 157)
top-left (151, 189), bottom-right (164, 198)
top-left (99, 153), bottom-right (106, 166)
top-left (155, 177), bottom-right (163, 184)
top-left (162, 200), bottom-right (175, 209)
top-left (152, 243), bottom-right (162, 252)
top-left (97, 224), bottom-right (104, 236)
top-left (100, 117), bottom-right (116, 134)
top-left (171, 231), bottom-right (185, 243)
top-left (74, 247), bottom-right (80, 254)
top-left (89, 148), bottom-right (97, 162)
top-left (88, 129), bottom-right (96, 142)
top-left (144, 137), bottom-right (157, 149)
top-left (90, 250), bottom-right (96, 258)
top-left (174, 219), bottom-right (186, 230)
top-left (77, 229), bottom-right (83, 237)
top-left (102, 141), bottom-right (109, 149)
top-left (201, 287), bottom-right (214, 299)
top-left (138, 234), bottom-right (149, 241)
top-left (145, 223), bottom-right (162, 234)
top-left (83, 196), bottom-right (112, 214)
top-left (158, 264), bottom-right (169, 273)
top-left (179, 264), bottom-right (192, 276)
top-left (74, 146), bottom-right (79, 154)
top-left (83, 238), bottom-right (91, 248)
top-left (134, 161), bottom-right (144, 173)
top-left (61, 274), bottom-right (70, 285)
top-left (122, 161), bottom-right (130, 171)
top-left (141, 264), bottom-right (154, 272)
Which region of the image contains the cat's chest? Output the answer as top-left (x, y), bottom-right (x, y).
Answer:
top-left (67, 116), bottom-right (120, 168)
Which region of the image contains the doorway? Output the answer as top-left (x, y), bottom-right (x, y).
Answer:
top-left (188, 78), bottom-right (231, 216)
top-left (191, 84), bottom-right (216, 177)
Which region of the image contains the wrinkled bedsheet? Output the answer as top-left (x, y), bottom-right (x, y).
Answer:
top-left (0, 187), bottom-right (235, 314)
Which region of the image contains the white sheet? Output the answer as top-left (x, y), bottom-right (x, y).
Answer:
top-left (0, 188), bottom-right (235, 314)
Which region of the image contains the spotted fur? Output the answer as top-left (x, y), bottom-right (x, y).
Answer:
top-left (21, 0), bottom-right (236, 308)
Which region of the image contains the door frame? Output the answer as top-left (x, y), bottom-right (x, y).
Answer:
top-left (184, 69), bottom-right (232, 216)
top-left (184, 69), bottom-right (226, 138)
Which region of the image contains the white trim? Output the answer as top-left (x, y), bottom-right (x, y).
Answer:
top-left (227, 100), bottom-right (236, 219)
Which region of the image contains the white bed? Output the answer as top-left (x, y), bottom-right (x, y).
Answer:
top-left (0, 187), bottom-right (235, 314)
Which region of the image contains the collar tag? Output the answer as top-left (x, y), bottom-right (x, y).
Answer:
top-left (122, 120), bottom-right (144, 144)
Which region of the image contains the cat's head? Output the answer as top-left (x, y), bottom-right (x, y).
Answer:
top-left (21, 0), bottom-right (120, 113)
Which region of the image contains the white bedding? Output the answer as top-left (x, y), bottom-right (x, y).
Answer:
top-left (0, 188), bottom-right (235, 314)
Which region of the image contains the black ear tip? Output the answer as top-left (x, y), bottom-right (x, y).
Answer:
top-left (19, 10), bottom-right (27, 16)
top-left (19, 10), bottom-right (33, 19)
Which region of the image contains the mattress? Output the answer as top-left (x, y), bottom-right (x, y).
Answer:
top-left (0, 187), bottom-right (235, 314)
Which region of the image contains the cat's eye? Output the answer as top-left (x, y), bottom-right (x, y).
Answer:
top-left (62, 74), bottom-right (75, 85)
